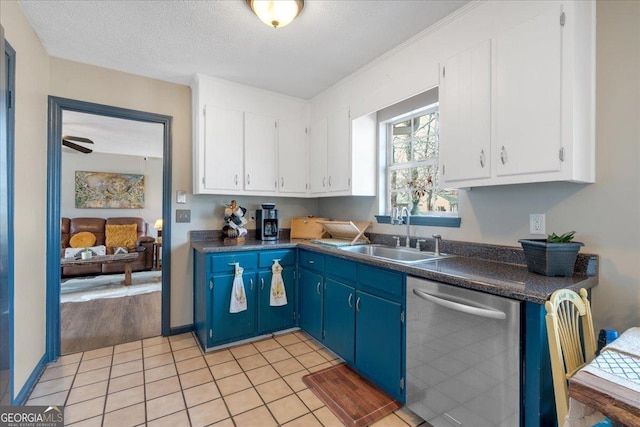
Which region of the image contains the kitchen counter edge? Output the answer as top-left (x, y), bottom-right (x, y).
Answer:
top-left (192, 239), bottom-right (597, 305)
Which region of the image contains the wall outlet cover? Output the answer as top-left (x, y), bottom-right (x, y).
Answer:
top-left (529, 213), bottom-right (546, 235)
top-left (176, 190), bottom-right (187, 204)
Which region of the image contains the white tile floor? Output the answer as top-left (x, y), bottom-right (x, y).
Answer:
top-left (27, 330), bottom-right (427, 426)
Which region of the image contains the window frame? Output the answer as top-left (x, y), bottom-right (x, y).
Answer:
top-left (382, 102), bottom-right (458, 218)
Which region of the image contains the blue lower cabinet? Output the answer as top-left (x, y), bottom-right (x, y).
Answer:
top-left (257, 267), bottom-right (296, 335)
top-left (194, 249), bottom-right (298, 350)
top-left (211, 271), bottom-right (257, 344)
top-left (323, 278), bottom-right (355, 364)
top-left (355, 290), bottom-right (404, 401)
top-left (299, 268), bottom-right (323, 341)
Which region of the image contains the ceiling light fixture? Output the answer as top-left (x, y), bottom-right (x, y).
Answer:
top-left (246, 0), bottom-right (304, 29)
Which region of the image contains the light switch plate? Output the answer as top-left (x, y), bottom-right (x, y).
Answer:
top-left (176, 209), bottom-right (191, 223)
top-left (176, 190), bottom-right (187, 204)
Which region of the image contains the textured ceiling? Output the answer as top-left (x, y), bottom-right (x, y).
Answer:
top-left (19, 0), bottom-right (469, 100)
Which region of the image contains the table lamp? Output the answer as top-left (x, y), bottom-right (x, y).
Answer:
top-left (154, 219), bottom-right (163, 243)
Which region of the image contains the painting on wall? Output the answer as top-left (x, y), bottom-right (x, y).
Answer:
top-left (75, 171), bottom-right (145, 208)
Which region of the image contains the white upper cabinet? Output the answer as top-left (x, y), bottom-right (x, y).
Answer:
top-left (438, 2), bottom-right (594, 188)
top-left (192, 74), bottom-right (310, 196)
top-left (278, 118), bottom-right (308, 194)
top-left (309, 118), bottom-right (328, 194)
top-left (244, 112), bottom-right (278, 192)
top-left (440, 39), bottom-right (492, 184)
top-left (308, 88), bottom-right (376, 197)
top-left (203, 105), bottom-right (243, 192)
top-left (492, 8), bottom-right (562, 178)
top-left (327, 104), bottom-right (351, 193)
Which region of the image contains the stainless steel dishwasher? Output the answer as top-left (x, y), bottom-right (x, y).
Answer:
top-left (406, 277), bottom-right (521, 427)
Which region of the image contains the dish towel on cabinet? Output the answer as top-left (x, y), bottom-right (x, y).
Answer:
top-left (270, 259), bottom-right (287, 306)
top-left (229, 263), bottom-right (247, 313)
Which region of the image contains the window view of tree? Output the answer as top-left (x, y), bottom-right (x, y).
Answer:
top-left (388, 107), bottom-right (458, 215)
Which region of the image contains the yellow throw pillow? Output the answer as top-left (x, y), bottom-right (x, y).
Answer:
top-left (69, 231), bottom-right (97, 248)
top-left (105, 224), bottom-right (138, 248)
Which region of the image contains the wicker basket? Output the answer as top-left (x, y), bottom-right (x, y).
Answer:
top-left (518, 239), bottom-right (584, 277)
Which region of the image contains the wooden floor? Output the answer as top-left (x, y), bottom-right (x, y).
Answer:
top-left (61, 291), bottom-right (161, 354)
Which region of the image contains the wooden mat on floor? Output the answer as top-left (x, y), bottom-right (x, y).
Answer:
top-left (302, 363), bottom-right (401, 427)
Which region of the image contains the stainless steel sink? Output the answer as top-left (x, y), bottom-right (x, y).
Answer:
top-left (338, 244), bottom-right (452, 264)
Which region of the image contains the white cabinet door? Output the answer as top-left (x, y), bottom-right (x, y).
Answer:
top-left (327, 105), bottom-right (351, 192)
top-left (278, 118), bottom-right (308, 194)
top-left (244, 112), bottom-right (278, 192)
top-left (493, 8), bottom-right (562, 177)
top-left (309, 118), bottom-right (328, 194)
top-left (440, 40), bottom-right (491, 184)
top-left (203, 105), bottom-right (243, 191)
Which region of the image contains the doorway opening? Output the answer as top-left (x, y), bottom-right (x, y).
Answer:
top-left (59, 111), bottom-right (164, 354)
top-left (47, 97), bottom-right (172, 360)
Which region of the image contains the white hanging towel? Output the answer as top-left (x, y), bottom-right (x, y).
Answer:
top-left (229, 263), bottom-right (247, 313)
top-left (270, 259), bottom-right (288, 306)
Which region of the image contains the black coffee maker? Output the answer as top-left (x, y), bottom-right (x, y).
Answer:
top-left (256, 203), bottom-right (279, 241)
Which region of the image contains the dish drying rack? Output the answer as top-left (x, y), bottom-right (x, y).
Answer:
top-left (310, 220), bottom-right (371, 246)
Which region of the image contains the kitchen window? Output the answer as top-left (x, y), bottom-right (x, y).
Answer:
top-left (385, 105), bottom-right (458, 217)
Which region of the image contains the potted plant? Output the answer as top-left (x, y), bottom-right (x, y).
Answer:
top-left (518, 231), bottom-right (584, 277)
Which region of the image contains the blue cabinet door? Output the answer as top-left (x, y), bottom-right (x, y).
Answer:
top-left (257, 267), bottom-right (296, 334)
top-left (355, 290), bottom-right (403, 401)
top-left (323, 278), bottom-right (355, 364)
top-left (211, 271), bottom-right (257, 344)
top-left (298, 268), bottom-right (323, 341)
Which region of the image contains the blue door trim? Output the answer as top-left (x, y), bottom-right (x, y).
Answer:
top-left (1, 34), bottom-right (16, 404)
top-left (46, 96), bottom-right (173, 361)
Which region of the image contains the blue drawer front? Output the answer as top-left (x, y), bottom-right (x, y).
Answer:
top-left (358, 264), bottom-right (403, 298)
top-left (258, 249), bottom-right (296, 268)
top-left (209, 252), bottom-right (258, 273)
top-left (299, 250), bottom-right (324, 272)
top-left (325, 256), bottom-right (356, 282)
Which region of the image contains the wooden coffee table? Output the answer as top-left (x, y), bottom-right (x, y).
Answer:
top-left (61, 253), bottom-right (140, 285)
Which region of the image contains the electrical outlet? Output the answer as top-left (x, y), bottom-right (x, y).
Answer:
top-left (529, 213), bottom-right (546, 235)
top-left (176, 209), bottom-right (191, 223)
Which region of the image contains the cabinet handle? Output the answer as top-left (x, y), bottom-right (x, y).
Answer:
top-left (250, 278), bottom-right (254, 290)
top-left (328, 176), bottom-right (332, 187)
top-left (500, 146), bottom-right (507, 165)
top-left (322, 177), bottom-right (326, 188)
top-left (308, 260), bottom-right (315, 264)
top-left (348, 293), bottom-right (353, 308)
top-left (480, 149), bottom-right (486, 168)
top-left (247, 174), bottom-right (251, 185)
top-left (356, 297), bottom-right (361, 312)
top-left (234, 174), bottom-right (238, 186)
top-left (316, 282), bottom-right (321, 294)
top-left (281, 177), bottom-right (284, 188)
top-left (209, 280), bottom-right (213, 290)
top-left (261, 277), bottom-right (264, 290)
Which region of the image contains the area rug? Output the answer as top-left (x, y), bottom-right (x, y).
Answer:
top-left (302, 363), bottom-right (402, 427)
top-left (61, 270), bottom-right (161, 303)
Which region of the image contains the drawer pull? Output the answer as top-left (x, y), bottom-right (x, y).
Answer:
top-left (308, 260), bottom-right (315, 264)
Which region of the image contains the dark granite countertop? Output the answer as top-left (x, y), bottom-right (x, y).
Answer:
top-left (191, 237), bottom-right (598, 305)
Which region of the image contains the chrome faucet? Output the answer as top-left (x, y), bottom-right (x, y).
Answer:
top-left (432, 234), bottom-right (442, 256)
top-left (401, 207), bottom-right (411, 248)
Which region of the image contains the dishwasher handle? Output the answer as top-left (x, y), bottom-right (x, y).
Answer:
top-left (412, 288), bottom-right (506, 320)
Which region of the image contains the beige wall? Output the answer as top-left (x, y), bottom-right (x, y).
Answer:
top-left (320, 1), bottom-right (640, 334)
top-left (1, 0), bottom-right (50, 400)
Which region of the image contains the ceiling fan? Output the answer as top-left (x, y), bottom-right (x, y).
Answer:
top-left (62, 135), bottom-right (94, 154)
